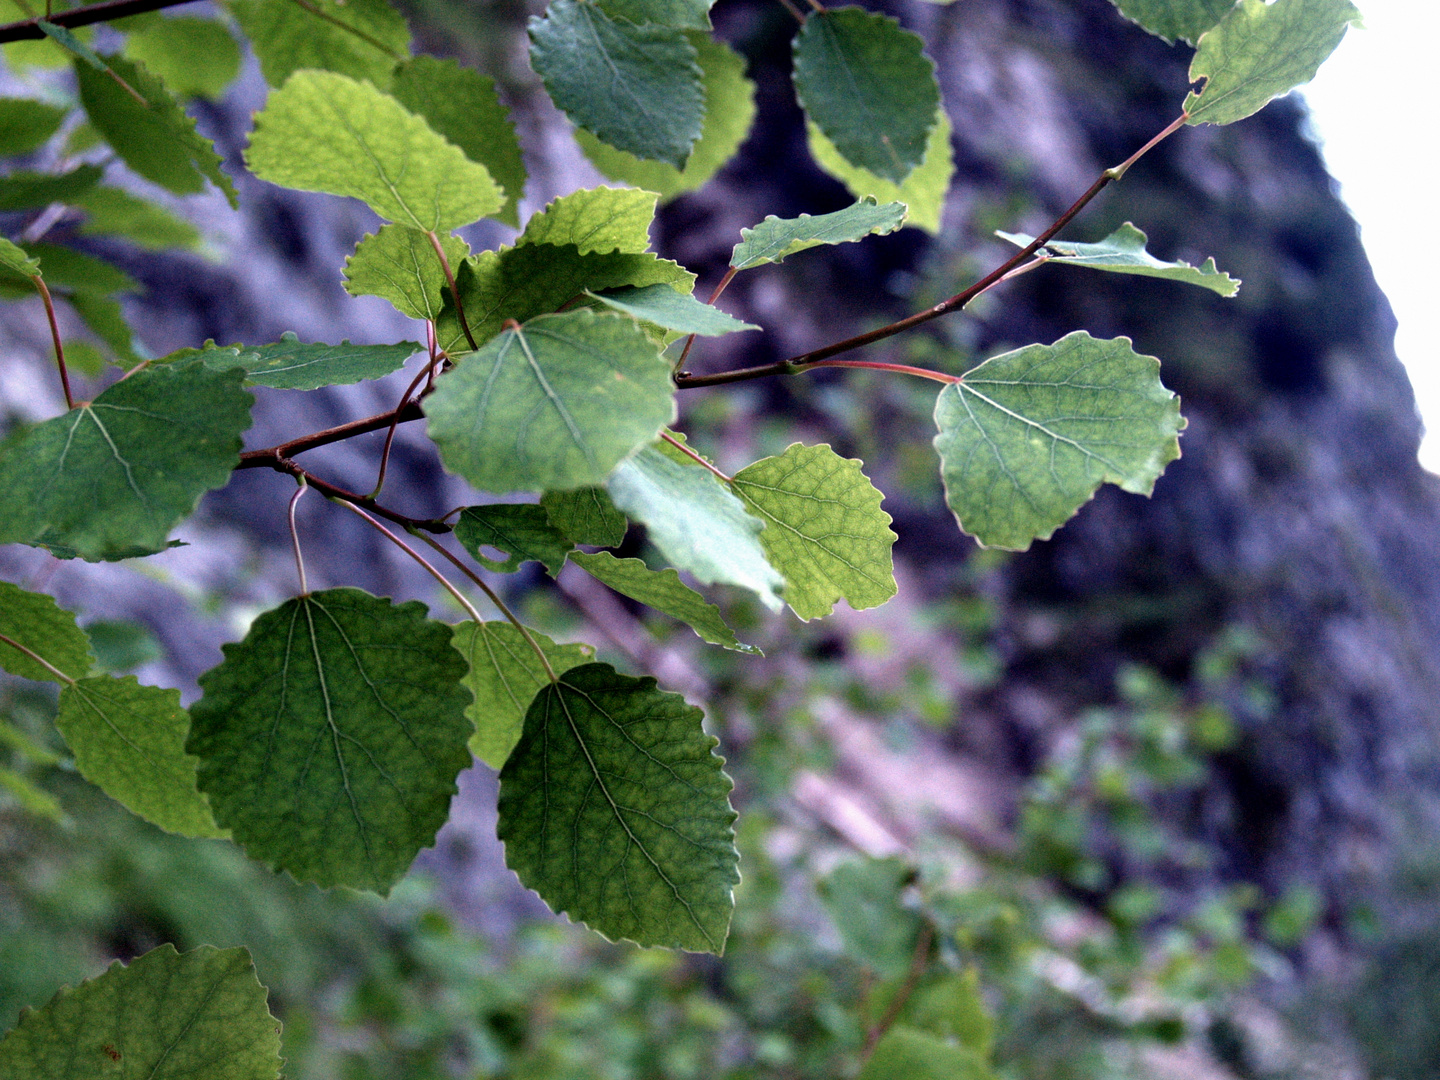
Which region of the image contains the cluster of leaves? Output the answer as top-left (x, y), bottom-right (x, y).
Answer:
top-left (0, 0), bottom-right (1360, 1073)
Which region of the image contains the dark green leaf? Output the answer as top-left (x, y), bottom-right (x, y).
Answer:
top-left (177, 334), bottom-right (420, 389)
top-left (859, 1026), bottom-right (994, 1080)
top-left (0, 166), bottom-right (103, 212)
top-left (997, 222), bottom-right (1240, 296)
top-left (498, 662), bottom-right (739, 952)
top-left (541, 486), bottom-right (628, 546)
top-left (75, 53), bottom-right (237, 206)
top-left (0, 581), bottom-right (93, 682)
top-left (819, 857), bottom-right (923, 978)
top-left (0, 97), bottom-right (67, 156)
top-left (732, 442), bottom-right (897, 621)
top-left (806, 108), bottom-right (954, 235)
top-left (451, 621), bottom-right (593, 769)
top-left (730, 196), bottom-right (908, 270)
top-left (792, 7), bottom-right (940, 184)
top-left (595, 0), bottom-right (713, 30)
top-left (427, 309), bottom-right (676, 492)
top-left (66, 292), bottom-right (141, 362)
top-left (84, 618), bottom-right (164, 672)
top-left (933, 332), bottom-right (1183, 551)
top-left (57, 676), bottom-right (226, 838)
top-left (15, 242), bottom-right (139, 295)
top-left (344, 225), bottom-right (468, 322)
top-left (588, 283), bottom-right (758, 336)
top-left (529, 0), bottom-right (704, 168)
top-left (0, 767), bottom-right (62, 819)
top-left (74, 186), bottom-right (203, 251)
top-left (1185, 0), bottom-right (1361, 126)
top-left (1108, 0), bottom-right (1235, 44)
top-left (36, 18), bottom-right (106, 69)
top-left (229, 0), bottom-right (411, 90)
top-left (123, 16), bottom-right (242, 99)
top-left (391, 55), bottom-right (525, 227)
top-left (570, 550), bottom-right (759, 653)
top-left (245, 70), bottom-right (502, 232)
top-left (607, 445), bottom-right (784, 610)
top-left (187, 588), bottom-right (473, 893)
top-left (518, 186), bottom-right (657, 254)
top-left (455, 504), bottom-right (574, 575)
top-left (0, 943), bottom-right (282, 1080)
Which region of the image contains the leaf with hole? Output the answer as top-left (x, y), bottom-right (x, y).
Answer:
top-left (732, 442), bottom-right (896, 621)
top-left (455, 504), bottom-right (574, 575)
top-left (229, 0), bottom-right (411, 90)
top-left (997, 223), bottom-right (1240, 296)
top-left (730, 197), bottom-right (907, 270)
top-left (451, 621), bottom-right (593, 769)
top-left (344, 226), bottom-right (470, 322)
top-left (529, 0), bottom-right (703, 168)
top-left (0, 364), bottom-right (253, 561)
top-left (498, 662), bottom-right (739, 952)
top-left (807, 108), bottom-right (954, 235)
top-left (933, 332), bottom-right (1183, 551)
top-left (0, 581), bottom-right (93, 683)
top-left (186, 588), bottom-right (473, 893)
top-left (0, 944), bottom-right (281, 1080)
top-left (427, 309), bottom-right (676, 492)
top-left (246, 70), bottom-right (502, 232)
top-left (588, 284), bottom-right (758, 336)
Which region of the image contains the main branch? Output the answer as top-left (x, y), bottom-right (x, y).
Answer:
top-left (0, 0), bottom-right (201, 42)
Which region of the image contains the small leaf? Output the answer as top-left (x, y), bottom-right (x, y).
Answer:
top-left (0, 97), bottom-right (67, 157)
top-left (187, 588), bottom-right (473, 893)
top-left (578, 34), bottom-right (756, 202)
top-left (518, 186), bottom-right (658, 255)
top-left (588, 283), bottom-right (759, 336)
top-left (1185, 0), bottom-right (1362, 127)
top-left (451, 621), bottom-right (592, 769)
top-left (176, 334), bottom-right (420, 389)
top-left (792, 7), bottom-right (940, 183)
top-left (607, 445), bottom-right (785, 610)
top-left (569, 550), bottom-right (759, 653)
top-left (731, 197), bottom-right (907, 270)
top-left (74, 186), bottom-right (203, 251)
top-left (541, 486), bottom-right (628, 546)
top-left (0, 166), bottom-right (103, 212)
top-left (906, 969), bottom-right (994, 1056)
top-left (859, 1026), bottom-right (994, 1080)
top-left (0, 236), bottom-right (40, 277)
top-left (391, 55), bottom-right (525, 227)
top-left (0, 581), bottom-right (94, 682)
top-left (75, 53), bottom-right (237, 206)
top-left (0, 944), bottom-right (282, 1080)
top-left (9, 242), bottom-right (138, 295)
top-left (1107, 0), bottom-right (1236, 44)
top-left (455, 504), bottom-right (574, 575)
top-left (344, 225), bottom-right (468, 322)
top-left (498, 662), bottom-right (739, 952)
top-left (933, 331), bottom-right (1183, 551)
top-left (529, 0), bottom-right (703, 168)
top-left (229, 0), bottom-right (411, 90)
top-left (123, 16), bottom-right (242, 99)
top-left (57, 676), bottom-right (226, 838)
top-left (807, 109), bottom-right (954, 235)
top-left (732, 442), bottom-right (897, 621)
top-left (245, 70), bottom-right (502, 232)
top-left (427, 309), bottom-right (676, 493)
top-left (819, 857), bottom-right (923, 978)
top-left (997, 222), bottom-right (1240, 296)
top-left (595, 0), bottom-right (713, 30)
top-left (434, 241), bottom-right (695, 354)
top-left (0, 364), bottom-right (253, 561)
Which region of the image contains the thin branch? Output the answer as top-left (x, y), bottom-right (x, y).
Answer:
top-left (248, 453), bottom-right (451, 533)
top-left (369, 352), bottom-right (440, 498)
top-left (0, 0), bottom-right (199, 43)
top-left (0, 630), bottom-right (76, 685)
top-left (336, 502), bottom-right (487, 627)
top-left (236, 399), bottom-right (426, 467)
top-left (804, 358), bottom-right (959, 384)
top-left (863, 922), bottom-right (935, 1057)
top-left (660, 430), bottom-right (733, 483)
top-left (427, 230), bottom-right (478, 352)
top-left (32, 276), bottom-right (73, 410)
top-left (288, 480), bottom-right (311, 596)
top-left (290, 0), bottom-right (406, 60)
top-left (774, 0), bottom-right (807, 23)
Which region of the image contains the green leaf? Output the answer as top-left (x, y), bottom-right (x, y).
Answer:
top-left (933, 331), bottom-right (1183, 551)
top-left (859, 1026), bottom-right (994, 1080)
top-left (906, 969), bottom-right (994, 1056)
top-left (451, 621), bottom-right (593, 769)
top-left (730, 197), bottom-right (908, 270)
top-left (228, 0), bottom-right (411, 90)
top-left (66, 292), bottom-right (141, 362)
top-left (0, 581), bottom-right (94, 682)
top-left (595, 0), bottom-right (713, 30)
top-left (607, 445), bottom-right (785, 610)
top-left (518, 186), bottom-right (658, 255)
top-left (819, 857), bottom-right (923, 978)
top-left (36, 18), bottom-right (107, 69)
top-left (245, 70), bottom-right (502, 232)
top-left (57, 676), bottom-right (226, 838)
top-left (123, 16), bottom-right (242, 99)
top-left (391, 55), bottom-right (526, 228)
top-left (497, 662), bottom-right (738, 952)
top-left (588, 283), bottom-right (758, 336)
top-left (343, 225), bottom-right (467, 322)
top-left (569, 550), bottom-right (759, 653)
top-left (74, 186), bottom-right (204, 251)
top-left (187, 588), bottom-right (473, 893)
top-left (541, 486), bottom-right (628, 546)
top-left (176, 334), bottom-right (420, 389)
top-left (1185, 0), bottom-right (1362, 126)
top-left (0, 166), bottom-right (103, 212)
top-left (84, 619), bottom-right (164, 672)
top-left (434, 241), bottom-right (695, 354)
top-left (997, 222), bottom-right (1240, 296)
top-left (1108, 0), bottom-right (1236, 44)
top-left (14, 242), bottom-right (139, 295)
top-left (427, 309), bottom-right (676, 492)
top-left (0, 364), bottom-right (253, 561)
top-left (0, 943), bottom-right (282, 1080)
top-left (75, 53), bottom-right (238, 206)
top-left (62, 341), bottom-right (109, 378)
top-left (0, 766), bottom-right (63, 820)
top-left (455, 504), bottom-right (574, 575)
top-left (0, 98), bottom-right (68, 157)
top-left (578, 34), bottom-right (756, 202)
top-left (807, 108), bottom-right (954, 235)
top-left (732, 442), bottom-right (896, 621)
top-left (0, 236), bottom-right (40, 277)
top-left (529, 0), bottom-right (704, 168)
top-left (792, 7), bottom-right (940, 184)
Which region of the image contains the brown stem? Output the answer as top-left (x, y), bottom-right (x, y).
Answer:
top-left (427, 230), bottom-right (478, 352)
top-left (287, 480), bottom-right (311, 595)
top-left (32, 276), bottom-right (73, 410)
top-left (0, 0), bottom-right (200, 42)
top-left (0, 630), bottom-right (76, 685)
top-left (675, 266), bottom-right (742, 373)
top-left (774, 0), bottom-right (806, 23)
top-left (248, 453), bottom-right (450, 533)
top-left (236, 400), bottom-right (426, 467)
top-left (660, 430), bottom-right (733, 483)
top-left (805, 358), bottom-right (959, 384)
top-left (863, 922), bottom-right (935, 1058)
top-left (369, 352), bottom-right (440, 498)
